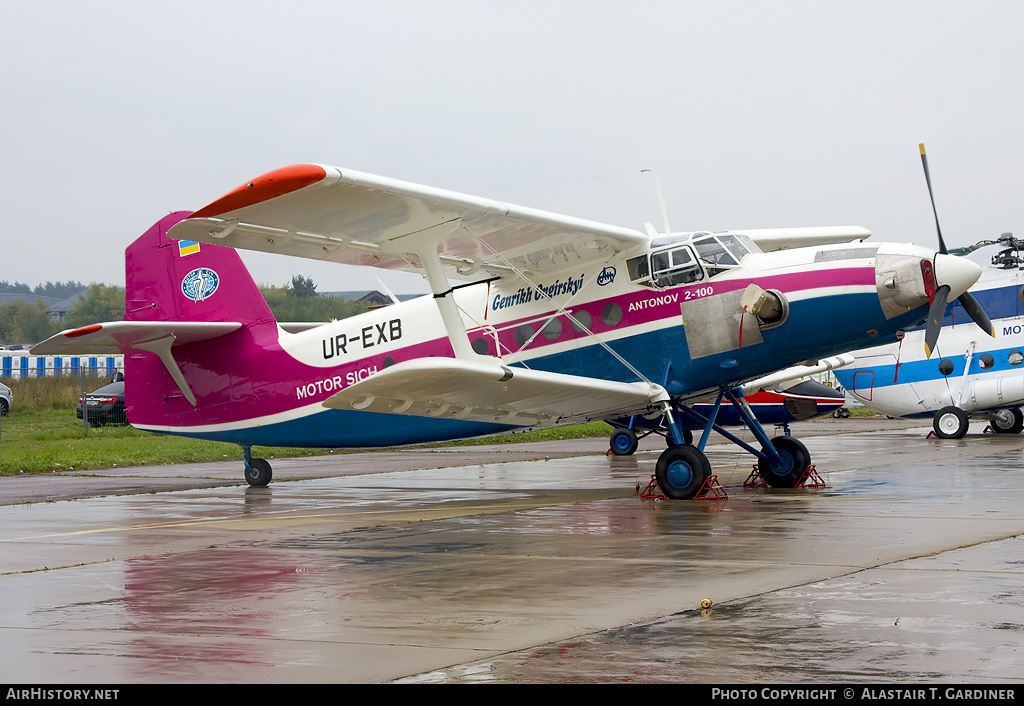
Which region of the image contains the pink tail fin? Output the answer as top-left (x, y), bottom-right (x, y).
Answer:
top-left (126, 212), bottom-right (276, 328)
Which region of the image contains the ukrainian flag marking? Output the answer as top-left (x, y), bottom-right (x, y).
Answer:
top-left (178, 240), bottom-right (201, 257)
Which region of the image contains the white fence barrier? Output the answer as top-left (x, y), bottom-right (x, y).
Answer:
top-left (1, 355), bottom-right (124, 379)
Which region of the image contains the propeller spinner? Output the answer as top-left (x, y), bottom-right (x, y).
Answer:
top-left (919, 143), bottom-right (995, 357)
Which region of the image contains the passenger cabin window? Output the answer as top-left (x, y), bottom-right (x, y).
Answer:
top-left (650, 245), bottom-right (703, 288)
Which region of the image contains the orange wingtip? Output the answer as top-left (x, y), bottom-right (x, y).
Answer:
top-left (190, 164), bottom-right (328, 219)
top-left (65, 324), bottom-right (103, 338)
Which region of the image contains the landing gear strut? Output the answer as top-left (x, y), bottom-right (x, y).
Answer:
top-left (607, 416), bottom-right (692, 455)
top-left (651, 387), bottom-right (814, 498)
top-left (243, 446), bottom-right (273, 486)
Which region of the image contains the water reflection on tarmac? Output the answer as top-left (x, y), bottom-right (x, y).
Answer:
top-left (1, 421), bottom-right (1022, 684)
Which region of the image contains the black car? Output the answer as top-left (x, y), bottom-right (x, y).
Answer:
top-left (77, 381), bottom-right (127, 426)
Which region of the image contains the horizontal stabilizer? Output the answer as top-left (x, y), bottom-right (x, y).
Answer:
top-left (31, 321), bottom-right (242, 355)
top-left (31, 321), bottom-right (242, 406)
top-left (323, 358), bottom-right (669, 426)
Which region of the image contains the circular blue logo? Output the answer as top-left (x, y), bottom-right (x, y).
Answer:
top-left (181, 267), bottom-right (220, 302)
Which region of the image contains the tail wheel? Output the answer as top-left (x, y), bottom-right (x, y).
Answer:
top-left (757, 437), bottom-right (811, 488)
top-left (609, 428), bottom-right (639, 456)
top-left (245, 458), bottom-right (273, 486)
top-left (933, 406), bottom-right (969, 439)
top-left (655, 445), bottom-right (711, 499)
top-left (990, 408), bottom-right (1024, 434)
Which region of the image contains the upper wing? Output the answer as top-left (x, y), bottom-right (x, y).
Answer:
top-left (323, 358), bottom-right (669, 426)
top-left (735, 226), bottom-right (871, 252)
top-left (167, 164), bottom-right (650, 281)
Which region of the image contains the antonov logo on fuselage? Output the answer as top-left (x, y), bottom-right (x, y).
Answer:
top-left (181, 268), bottom-right (219, 302)
top-left (492, 273), bottom-right (585, 311)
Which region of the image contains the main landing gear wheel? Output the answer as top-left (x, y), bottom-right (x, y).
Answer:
top-left (655, 445), bottom-right (711, 499)
top-left (933, 406), bottom-right (969, 439)
top-left (990, 407), bottom-right (1024, 434)
top-left (757, 436), bottom-right (811, 488)
top-left (245, 458), bottom-right (273, 487)
top-left (609, 428), bottom-right (639, 456)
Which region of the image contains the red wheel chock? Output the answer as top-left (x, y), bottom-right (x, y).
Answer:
top-left (696, 474), bottom-right (728, 499)
top-left (637, 474), bottom-right (727, 500)
top-left (743, 466), bottom-right (767, 488)
top-left (744, 464), bottom-right (826, 489)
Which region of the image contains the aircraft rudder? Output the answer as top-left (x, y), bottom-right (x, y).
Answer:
top-left (125, 212), bottom-right (275, 326)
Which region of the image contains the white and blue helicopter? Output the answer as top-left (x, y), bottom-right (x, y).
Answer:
top-left (832, 145), bottom-right (1020, 439)
top-left (834, 233), bottom-right (1023, 438)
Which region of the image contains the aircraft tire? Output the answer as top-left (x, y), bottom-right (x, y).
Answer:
top-left (655, 445), bottom-right (711, 499)
top-left (757, 436), bottom-right (810, 488)
top-left (609, 428), bottom-right (639, 456)
top-left (245, 458), bottom-right (273, 487)
top-left (933, 406), bottom-right (969, 439)
top-left (990, 408), bottom-right (1024, 434)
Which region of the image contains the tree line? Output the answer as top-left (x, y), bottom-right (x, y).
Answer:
top-left (0, 280), bottom-right (86, 299)
top-left (0, 276), bottom-right (370, 346)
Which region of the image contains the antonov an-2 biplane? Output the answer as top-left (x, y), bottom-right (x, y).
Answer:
top-left (33, 164), bottom-right (986, 498)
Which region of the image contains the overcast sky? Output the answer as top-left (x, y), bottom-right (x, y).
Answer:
top-left (3, 1), bottom-right (1023, 294)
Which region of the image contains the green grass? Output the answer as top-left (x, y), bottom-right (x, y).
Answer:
top-left (0, 405), bottom-right (613, 476)
top-left (0, 376), bottom-right (880, 476)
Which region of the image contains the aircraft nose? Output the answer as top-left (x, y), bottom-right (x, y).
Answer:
top-left (933, 253), bottom-right (982, 299)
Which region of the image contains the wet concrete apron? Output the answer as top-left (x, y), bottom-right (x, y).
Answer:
top-left (1, 421), bottom-right (1022, 683)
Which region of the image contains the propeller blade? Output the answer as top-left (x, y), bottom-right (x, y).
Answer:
top-left (924, 285), bottom-right (950, 359)
top-left (958, 291), bottom-right (996, 337)
top-left (919, 143), bottom-right (949, 255)
top-left (919, 144), bottom-right (995, 348)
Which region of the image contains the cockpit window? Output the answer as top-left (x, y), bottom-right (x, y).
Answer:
top-left (651, 245), bottom-right (704, 287)
top-left (729, 234), bottom-right (761, 256)
top-left (693, 233), bottom-right (756, 276)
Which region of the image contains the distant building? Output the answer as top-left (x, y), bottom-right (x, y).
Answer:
top-left (0, 290), bottom-right (89, 322)
top-left (47, 291), bottom-right (89, 322)
top-left (320, 291), bottom-right (424, 307)
top-left (0, 292), bottom-right (60, 308)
